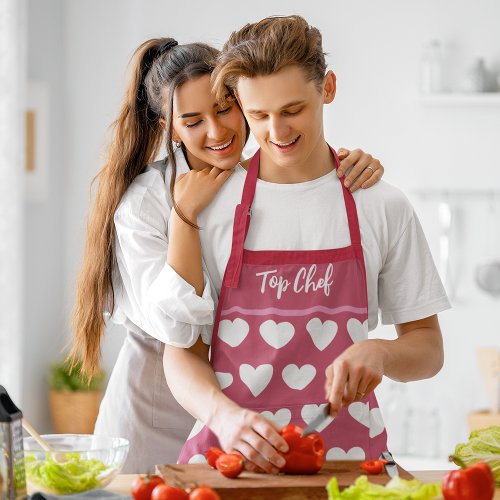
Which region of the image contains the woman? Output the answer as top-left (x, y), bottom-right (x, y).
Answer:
top-left (162, 16), bottom-right (449, 474)
top-left (69, 37), bottom-right (385, 473)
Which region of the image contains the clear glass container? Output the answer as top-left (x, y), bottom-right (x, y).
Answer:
top-left (420, 40), bottom-right (445, 94)
top-left (23, 434), bottom-right (129, 495)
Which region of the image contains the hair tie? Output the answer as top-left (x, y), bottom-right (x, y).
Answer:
top-left (139, 39), bottom-right (178, 120)
top-left (141, 39), bottom-right (178, 76)
top-left (157, 39), bottom-right (178, 57)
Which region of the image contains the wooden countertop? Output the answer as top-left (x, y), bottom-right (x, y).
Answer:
top-left (106, 470), bottom-right (500, 498)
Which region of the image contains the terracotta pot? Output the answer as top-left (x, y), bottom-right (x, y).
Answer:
top-left (49, 390), bottom-right (103, 434)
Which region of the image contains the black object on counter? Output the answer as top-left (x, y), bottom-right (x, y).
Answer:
top-left (0, 385), bottom-right (27, 500)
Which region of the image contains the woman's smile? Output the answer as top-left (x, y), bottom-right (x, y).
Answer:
top-left (207, 135), bottom-right (235, 154)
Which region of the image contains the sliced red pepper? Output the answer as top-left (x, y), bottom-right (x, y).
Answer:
top-left (279, 424), bottom-right (326, 475)
top-left (360, 459), bottom-right (387, 475)
top-left (442, 460), bottom-right (495, 500)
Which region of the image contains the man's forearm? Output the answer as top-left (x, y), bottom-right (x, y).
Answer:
top-left (377, 315), bottom-right (444, 382)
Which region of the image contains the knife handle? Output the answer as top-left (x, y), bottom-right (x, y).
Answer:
top-left (380, 450), bottom-right (396, 464)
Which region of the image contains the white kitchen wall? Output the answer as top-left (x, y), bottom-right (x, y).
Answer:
top-left (0, 0), bottom-right (26, 403)
top-left (24, 0), bottom-right (500, 467)
top-left (23, 0), bottom-right (66, 431)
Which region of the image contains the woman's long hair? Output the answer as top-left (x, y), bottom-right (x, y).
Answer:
top-left (68, 39), bottom-right (219, 378)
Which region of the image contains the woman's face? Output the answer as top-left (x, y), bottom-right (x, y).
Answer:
top-left (171, 74), bottom-right (247, 171)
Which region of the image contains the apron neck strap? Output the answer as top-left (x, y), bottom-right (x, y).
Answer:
top-left (332, 147), bottom-right (362, 247)
top-left (223, 146), bottom-right (362, 288)
top-left (241, 149), bottom-right (260, 207)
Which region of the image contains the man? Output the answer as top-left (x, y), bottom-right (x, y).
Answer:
top-left (164, 15), bottom-right (449, 473)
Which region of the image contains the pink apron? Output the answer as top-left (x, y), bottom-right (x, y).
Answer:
top-left (178, 147), bottom-right (388, 464)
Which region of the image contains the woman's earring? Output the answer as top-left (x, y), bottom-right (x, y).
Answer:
top-left (174, 141), bottom-right (181, 148)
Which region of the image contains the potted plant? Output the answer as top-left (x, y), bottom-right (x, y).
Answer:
top-left (48, 359), bottom-right (105, 434)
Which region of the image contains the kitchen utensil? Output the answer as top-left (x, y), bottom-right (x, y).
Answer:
top-left (22, 419), bottom-right (69, 464)
top-left (438, 198), bottom-right (455, 298)
top-left (380, 450), bottom-right (399, 478)
top-left (21, 419), bottom-right (59, 457)
top-left (475, 194), bottom-right (500, 297)
top-left (0, 385), bottom-right (27, 500)
top-left (157, 461), bottom-right (413, 499)
top-left (301, 403), bottom-right (334, 436)
top-left (23, 434), bottom-right (129, 495)
top-left (476, 262), bottom-right (500, 297)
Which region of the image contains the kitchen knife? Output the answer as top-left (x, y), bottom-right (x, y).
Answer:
top-left (380, 450), bottom-right (398, 478)
top-left (301, 403), bottom-right (334, 436)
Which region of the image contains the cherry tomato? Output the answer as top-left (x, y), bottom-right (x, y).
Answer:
top-left (131, 474), bottom-right (165, 500)
top-left (206, 447), bottom-right (224, 469)
top-left (188, 486), bottom-right (221, 500)
top-left (151, 484), bottom-right (189, 500)
top-left (215, 453), bottom-right (244, 478)
top-left (360, 459), bottom-right (387, 475)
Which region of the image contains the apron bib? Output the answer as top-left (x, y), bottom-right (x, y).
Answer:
top-left (179, 147), bottom-right (388, 464)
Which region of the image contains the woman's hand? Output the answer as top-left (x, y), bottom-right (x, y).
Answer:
top-left (337, 148), bottom-right (384, 192)
top-left (324, 340), bottom-right (386, 416)
top-left (174, 167), bottom-right (233, 222)
top-left (209, 405), bottom-right (289, 474)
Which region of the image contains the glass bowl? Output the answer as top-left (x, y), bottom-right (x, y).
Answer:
top-left (23, 434), bottom-right (129, 495)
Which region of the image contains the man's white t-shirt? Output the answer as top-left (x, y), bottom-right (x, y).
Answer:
top-left (112, 148), bottom-right (449, 347)
top-left (198, 162), bottom-right (450, 334)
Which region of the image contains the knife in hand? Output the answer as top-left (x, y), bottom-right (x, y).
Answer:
top-left (301, 403), bottom-right (334, 436)
top-left (380, 450), bottom-right (398, 478)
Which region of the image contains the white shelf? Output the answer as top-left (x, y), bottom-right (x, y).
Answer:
top-left (419, 92), bottom-right (500, 105)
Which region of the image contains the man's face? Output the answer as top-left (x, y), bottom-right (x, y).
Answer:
top-left (236, 65), bottom-right (335, 174)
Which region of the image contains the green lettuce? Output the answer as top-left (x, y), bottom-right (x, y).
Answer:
top-left (326, 475), bottom-right (442, 499)
top-left (25, 453), bottom-right (112, 494)
top-left (452, 425), bottom-right (500, 485)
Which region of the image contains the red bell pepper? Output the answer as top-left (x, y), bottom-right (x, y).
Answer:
top-left (279, 424), bottom-right (326, 475)
top-left (442, 459), bottom-right (495, 500)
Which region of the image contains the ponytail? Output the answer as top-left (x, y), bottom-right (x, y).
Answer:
top-left (68, 39), bottom-right (176, 379)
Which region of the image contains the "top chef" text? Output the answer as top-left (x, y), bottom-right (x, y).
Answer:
top-left (255, 264), bottom-right (334, 300)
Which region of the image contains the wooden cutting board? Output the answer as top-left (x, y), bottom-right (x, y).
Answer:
top-left (157, 461), bottom-right (413, 500)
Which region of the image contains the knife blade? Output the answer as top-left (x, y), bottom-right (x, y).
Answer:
top-left (380, 450), bottom-right (398, 478)
top-left (301, 403), bottom-right (334, 436)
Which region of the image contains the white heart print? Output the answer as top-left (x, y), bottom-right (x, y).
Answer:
top-left (240, 364), bottom-right (273, 397)
top-left (218, 318), bottom-right (249, 347)
top-left (347, 318), bottom-right (368, 343)
top-left (348, 402), bottom-right (385, 438)
top-left (301, 404), bottom-right (334, 432)
top-left (306, 318), bottom-right (338, 351)
top-left (215, 371), bottom-right (233, 390)
top-left (260, 320), bottom-right (295, 349)
top-left (282, 364), bottom-right (316, 390)
top-left (326, 447), bottom-right (365, 460)
top-left (188, 454), bottom-right (207, 464)
top-left (261, 408), bottom-right (292, 427)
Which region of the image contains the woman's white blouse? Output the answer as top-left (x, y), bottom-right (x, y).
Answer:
top-left (110, 149), bottom-right (215, 347)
